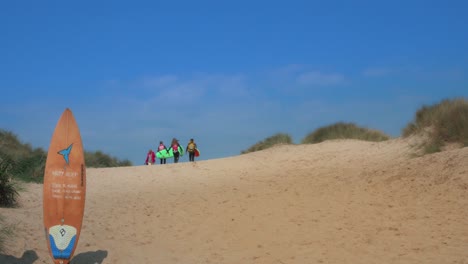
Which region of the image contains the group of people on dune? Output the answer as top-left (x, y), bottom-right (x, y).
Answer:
top-left (145, 138), bottom-right (198, 165)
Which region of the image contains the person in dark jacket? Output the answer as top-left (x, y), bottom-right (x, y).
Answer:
top-left (170, 138), bottom-right (181, 163)
top-left (186, 138), bottom-right (197, 162)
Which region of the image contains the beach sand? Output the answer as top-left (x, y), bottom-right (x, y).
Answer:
top-left (1, 138), bottom-right (467, 263)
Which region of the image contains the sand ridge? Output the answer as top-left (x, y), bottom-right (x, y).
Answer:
top-left (1, 138), bottom-right (467, 263)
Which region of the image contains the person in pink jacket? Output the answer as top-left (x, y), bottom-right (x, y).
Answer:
top-left (145, 149), bottom-right (156, 165)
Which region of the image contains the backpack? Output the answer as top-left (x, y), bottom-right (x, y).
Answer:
top-left (187, 142), bottom-right (195, 152)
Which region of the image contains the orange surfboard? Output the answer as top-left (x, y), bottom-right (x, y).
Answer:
top-left (43, 108), bottom-right (86, 264)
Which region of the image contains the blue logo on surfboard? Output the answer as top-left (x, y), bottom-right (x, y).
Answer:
top-left (58, 144), bottom-right (73, 165)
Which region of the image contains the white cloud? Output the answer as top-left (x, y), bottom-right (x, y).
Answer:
top-left (187, 73), bottom-right (250, 97)
top-left (2, 66), bottom-right (392, 165)
top-left (297, 71), bottom-right (346, 86)
top-left (273, 64), bottom-right (306, 77)
top-left (142, 75), bottom-right (179, 88)
top-left (362, 66), bottom-right (466, 81)
top-left (362, 68), bottom-right (393, 77)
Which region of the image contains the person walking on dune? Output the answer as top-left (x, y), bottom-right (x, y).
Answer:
top-left (157, 141), bottom-right (168, 164)
top-left (145, 149), bottom-right (155, 165)
top-left (171, 138), bottom-right (181, 163)
top-left (186, 138), bottom-right (197, 162)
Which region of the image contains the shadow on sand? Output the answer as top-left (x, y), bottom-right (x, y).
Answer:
top-left (0, 249), bottom-right (107, 264)
top-left (0, 250), bottom-right (38, 264)
top-left (70, 250), bottom-right (108, 264)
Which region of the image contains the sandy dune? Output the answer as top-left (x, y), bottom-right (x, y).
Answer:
top-left (1, 138), bottom-right (467, 263)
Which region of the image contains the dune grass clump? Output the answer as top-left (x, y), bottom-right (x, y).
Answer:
top-left (402, 98), bottom-right (468, 153)
top-left (301, 122), bottom-right (390, 144)
top-left (0, 155), bottom-right (19, 207)
top-left (0, 214), bottom-right (14, 253)
top-left (0, 129), bottom-right (133, 182)
top-left (241, 133), bottom-right (293, 154)
top-left (0, 129), bottom-right (47, 183)
top-left (85, 151), bottom-right (132, 168)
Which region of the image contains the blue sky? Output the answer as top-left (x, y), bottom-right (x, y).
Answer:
top-left (1, 0), bottom-right (467, 165)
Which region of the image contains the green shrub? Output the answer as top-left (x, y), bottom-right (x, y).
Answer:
top-left (241, 133), bottom-right (293, 154)
top-left (301, 122), bottom-right (390, 144)
top-left (0, 214), bottom-right (13, 253)
top-left (0, 215), bottom-right (12, 253)
top-left (11, 148), bottom-right (46, 183)
top-left (402, 98), bottom-right (468, 153)
top-left (0, 156), bottom-right (19, 207)
top-left (85, 151), bottom-right (132, 168)
top-left (0, 129), bottom-right (133, 182)
top-left (0, 130), bottom-right (47, 183)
